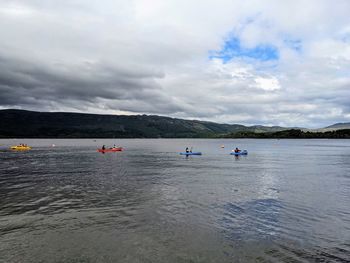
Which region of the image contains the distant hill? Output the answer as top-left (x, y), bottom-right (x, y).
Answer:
top-left (1, 109), bottom-right (348, 138)
top-left (249, 125), bottom-right (301, 133)
top-left (0, 109), bottom-right (290, 138)
top-left (322, 123), bottom-right (350, 131)
top-left (222, 129), bottom-right (350, 139)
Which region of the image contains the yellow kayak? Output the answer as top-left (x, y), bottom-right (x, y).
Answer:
top-left (10, 145), bottom-right (32, 150)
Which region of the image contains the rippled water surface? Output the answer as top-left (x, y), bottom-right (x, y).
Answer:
top-left (0, 139), bottom-right (349, 262)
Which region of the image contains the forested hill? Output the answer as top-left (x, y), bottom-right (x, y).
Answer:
top-left (321, 122), bottom-right (350, 131)
top-left (1, 109), bottom-right (349, 138)
top-left (0, 109), bottom-right (289, 138)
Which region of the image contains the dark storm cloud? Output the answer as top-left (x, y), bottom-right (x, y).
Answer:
top-left (0, 54), bottom-right (183, 114)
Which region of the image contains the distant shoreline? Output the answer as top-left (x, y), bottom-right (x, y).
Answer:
top-left (1, 130), bottom-right (350, 139)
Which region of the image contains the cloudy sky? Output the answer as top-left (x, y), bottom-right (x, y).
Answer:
top-left (1, 0), bottom-right (350, 127)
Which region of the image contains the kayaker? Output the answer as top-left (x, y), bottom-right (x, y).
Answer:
top-left (186, 147), bottom-right (189, 153)
top-left (102, 145), bottom-right (106, 150)
top-left (234, 147), bottom-right (241, 153)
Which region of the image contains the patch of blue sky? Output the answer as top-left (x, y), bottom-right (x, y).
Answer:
top-left (340, 33), bottom-right (350, 43)
top-left (255, 62), bottom-right (279, 73)
top-left (283, 38), bottom-right (302, 52)
top-left (209, 37), bottom-right (279, 63)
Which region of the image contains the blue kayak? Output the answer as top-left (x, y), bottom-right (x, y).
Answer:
top-left (230, 150), bottom-right (248, 156)
top-left (180, 152), bottom-right (202, 155)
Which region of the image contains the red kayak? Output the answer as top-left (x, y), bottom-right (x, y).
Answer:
top-left (97, 147), bottom-right (123, 152)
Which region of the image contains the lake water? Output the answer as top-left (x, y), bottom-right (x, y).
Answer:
top-left (0, 139), bottom-right (349, 262)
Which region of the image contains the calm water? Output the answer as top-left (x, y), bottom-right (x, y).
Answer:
top-left (0, 139), bottom-right (349, 263)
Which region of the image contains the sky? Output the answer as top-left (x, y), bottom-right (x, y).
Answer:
top-left (0, 0), bottom-right (350, 128)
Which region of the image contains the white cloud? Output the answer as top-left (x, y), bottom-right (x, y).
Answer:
top-left (0, 0), bottom-right (349, 127)
top-left (254, 77), bottom-right (280, 91)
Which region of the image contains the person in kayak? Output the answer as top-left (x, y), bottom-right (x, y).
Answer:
top-left (102, 145), bottom-right (106, 150)
top-left (186, 147), bottom-right (189, 153)
top-left (234, 147), bottom-right (241, 153)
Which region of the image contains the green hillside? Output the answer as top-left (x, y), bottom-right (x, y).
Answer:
top-left (0, 109), bottom-right (271, 138)
top-left (1, 109), bottom-right (348, 139)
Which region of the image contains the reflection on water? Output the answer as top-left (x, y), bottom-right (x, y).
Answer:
top-left (0, 139), bottom-right (349, 262)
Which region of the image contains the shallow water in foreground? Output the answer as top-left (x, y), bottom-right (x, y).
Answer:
top-left (0, 139), bottom-right (349, 262)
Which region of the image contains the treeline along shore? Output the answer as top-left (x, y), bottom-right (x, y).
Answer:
top-left (1, 109), bottom-right (350, 139)
top-left (221, 129), bottom-right (350, 139)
